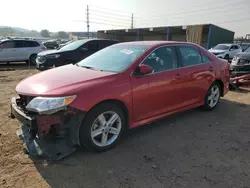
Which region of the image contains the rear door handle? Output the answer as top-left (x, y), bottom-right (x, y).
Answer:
top-left (174, 74), bottom-right (180, 79)
top-left (209, 67), bottom-right (213, 72)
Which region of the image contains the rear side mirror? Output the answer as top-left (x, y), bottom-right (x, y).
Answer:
top-left (139, 64), bottom-right (153, 75)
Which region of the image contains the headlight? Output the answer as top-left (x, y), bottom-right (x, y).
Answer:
top-left (216, 52), bottom-right (225, 55)
top-left (26, 95), bottom-right (76, 114)
top-left (46, 54), bottom-right (60, 58)
top-left (238, 59), bottom-right (250, 65)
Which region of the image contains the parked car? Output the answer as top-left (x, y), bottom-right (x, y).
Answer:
top-left (36, 39), bottom-right (119, 70)
top-left (208, 43), bottom-right (242, 61)
top-left (230, 45), bottom-right (250, 76)
top-left (239, 43), bottom-right (250, 51)
top-left (58, 40), bottom-right (73, 49)
top-left (42, 40), bottom-right (59, 49)
top-left (0, 39), bottom-right (46, 64)
top-left (11, 41), bottom-right (230, 160)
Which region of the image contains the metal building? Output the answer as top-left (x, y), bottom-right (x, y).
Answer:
top-left (97, 24), bottom-right (234, 49)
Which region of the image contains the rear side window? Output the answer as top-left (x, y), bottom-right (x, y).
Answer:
top-left (0, 41), bottom-right (15, 48)
top-left (23, 41), bottom-right (40, 47)
top-left (177, 46), bottom-right (202, 67)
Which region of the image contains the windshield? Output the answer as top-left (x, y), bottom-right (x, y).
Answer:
top-left (213, 44), bottom-right (230, 50)
top-left (77, 45), bottom-right (149, 72)
top-left (245, 46), bottom-right (250, 53)
top-left (59, 40), bottom-right (87, 51)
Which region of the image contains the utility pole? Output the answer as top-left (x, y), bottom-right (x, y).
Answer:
top-left (87, 5), bottom-right (90, 39)
top-left (131, 13), bottom-right (134, 29)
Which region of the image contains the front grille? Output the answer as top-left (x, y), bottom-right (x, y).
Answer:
top-left (36, 56), bottom-right (46, 63)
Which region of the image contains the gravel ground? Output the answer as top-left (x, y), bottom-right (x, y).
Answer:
top-left (1, 70), bottom-right (250, 188)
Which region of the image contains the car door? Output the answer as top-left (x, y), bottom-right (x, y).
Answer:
top-left (131, 45), bottom-right (184, 122)
top-left (14, 40), bottom-right (27, 60)
top-left (0, 41), bottom-right (16, 61)
top-left (176, 45), bottom-right (215, 107)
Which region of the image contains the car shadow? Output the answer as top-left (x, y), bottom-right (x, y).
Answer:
top-left (230, 87), bottom-right (250, 93)
top-left (33, 98), bottom-right (250, 188)
top-left (0, 62), bottom-right (36, 70)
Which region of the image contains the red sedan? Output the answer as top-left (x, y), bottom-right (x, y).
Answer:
top-left (11, 41), bottom-right (230, 160)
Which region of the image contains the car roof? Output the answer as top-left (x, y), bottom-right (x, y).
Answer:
top-left (113, 41), bottom-right (199, 48)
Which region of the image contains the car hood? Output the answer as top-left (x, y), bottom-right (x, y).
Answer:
top-left (38, 49), bottom-right (61, 56)
top-left (38, 48), bottom-right (72, 56)
top-left (236, 52), bottom-right (250, 59)
top-left (16, 64), bottom-right (116, 96)
top-left (208, 49), bottom-right (227, 53)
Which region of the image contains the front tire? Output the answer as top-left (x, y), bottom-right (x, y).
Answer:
top-left (224, 54), bottom-right (229, 62)
top-left (203, 82), bottom-right (221, 110)
top-left (79, 103), bottom-right (126, 152)
top-left (29, 54), bottom-right (37, 65)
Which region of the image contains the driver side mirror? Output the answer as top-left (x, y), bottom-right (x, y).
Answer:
top-left (229, 48), bottom-right (234, 51)
top-left (138, 64), bottom-right (153, 75)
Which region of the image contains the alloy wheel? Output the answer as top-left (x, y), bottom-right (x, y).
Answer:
top-left (91, 111), bottom-right (122, 147)
top-left (207, 85), bottom-right (220, 108)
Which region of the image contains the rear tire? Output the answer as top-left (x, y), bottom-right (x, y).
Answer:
top-left (79, 103), bottom-right (126, 152)
top-left (203, 82), bottom-right (221, 110)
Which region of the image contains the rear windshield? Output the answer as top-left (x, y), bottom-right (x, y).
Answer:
top-left (77, 45), bottom-right (149, 73)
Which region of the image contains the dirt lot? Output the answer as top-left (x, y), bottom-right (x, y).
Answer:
top-left (1, 70), bottom-right (250, 188)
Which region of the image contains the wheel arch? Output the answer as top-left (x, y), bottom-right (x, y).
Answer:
top-left (214, 79), bottom-right (224, 96)
top-left (86, 99), bottom-right (130, 129)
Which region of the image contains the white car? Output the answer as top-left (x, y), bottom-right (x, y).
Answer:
top-left (0, 39), bottom-right (46, 64)
top-left (208, 44), bottom-right (242, 61)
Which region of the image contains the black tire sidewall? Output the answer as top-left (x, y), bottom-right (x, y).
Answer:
top-left (29, 54), bottom-right (37, 65)
top-left (225, 54), bottom-right (229, 61)
top-left (203, 83), bottom-right (221, 110)
top-left (79, 103), bottom-right (126, 151)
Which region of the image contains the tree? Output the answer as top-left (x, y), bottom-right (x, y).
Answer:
top-left (57, 31), bottom-right (68, 39)
top-left (40, 29), bottom-right (50, 37)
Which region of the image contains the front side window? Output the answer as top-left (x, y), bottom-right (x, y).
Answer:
top-left (142, 46), bottom-right (178, 73)
top-left (178, 46), bottom-right (202, 67)
top-left (77, 45), bottom-right (149, 73)
top-left (0, 41), bottom-right (15, 49)
top-left (87, 41), bottom-right (99, 51)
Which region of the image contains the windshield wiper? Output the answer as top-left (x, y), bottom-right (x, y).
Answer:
top-left (80, 65), bottom-right (103, 71)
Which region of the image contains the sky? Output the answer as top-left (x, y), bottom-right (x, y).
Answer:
top-left (1, 0), bottom-right (250, 37)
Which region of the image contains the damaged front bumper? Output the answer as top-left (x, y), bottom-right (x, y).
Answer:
top-left (10, 97), bottom-right (85, 161)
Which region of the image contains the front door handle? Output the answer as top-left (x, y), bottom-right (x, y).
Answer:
top-left (209, 67), bottom-right (213, 72)
top-left (174, 74), bottom-right (180, 79)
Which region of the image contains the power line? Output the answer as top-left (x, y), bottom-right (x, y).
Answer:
top-left (90, 17), bottom-right (130, 25)
top-left (74, 20), bottom-right (129, 28)
top-left (136, 0), bottom-right (248, 21)
top-left (89, 8), bottom-right (132, 19)
top-left (89, 5), bottom-right (132, 15)
top-left (90, 14), bottom-right (131, 24)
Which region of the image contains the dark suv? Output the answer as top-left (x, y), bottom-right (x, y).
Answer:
top-left (36, 39), bottom-right (119, 70)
